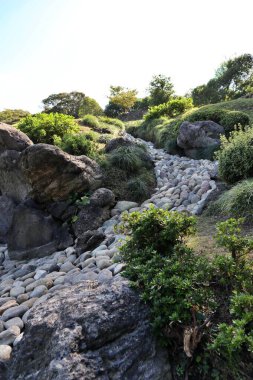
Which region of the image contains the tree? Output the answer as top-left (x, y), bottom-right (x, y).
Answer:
top-left (147, 74), bottom-right (174, 106)
top-left (105, 86), bottom-right (138, 117)
top-left (191, 54), bottom-right (253, 106)
top-left (42, 91), bottom-right (103, 118)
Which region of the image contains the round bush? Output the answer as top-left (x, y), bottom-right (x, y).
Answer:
top-left (108, 146), bottom-right (142, 173)
top-left (17, 113), bottom-right (79, 144)
top-left (56, 133), bottom-right (97, 157)
top-left (220, 111), bottom-right (250, 133)
top-left (81, 114), bottom-right (100, 129)
top-left (216, 127), bottom-right (253, 183)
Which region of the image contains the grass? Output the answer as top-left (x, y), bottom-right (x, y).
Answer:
top-left (126, 98), bottom-right (253, 155)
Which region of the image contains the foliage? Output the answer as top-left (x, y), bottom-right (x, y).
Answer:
top-left (108, 146), bottom-right (142, 173)
top-left (144, 97), bottom-right (193, 120)
top-left (55, 132), bottom-right (98, 157)
top-left (215, 218), bottom-right (253, 261)
top-left (78, 96), bottom-right (103, 117)
top-left (216, 127), bottom-right (253, 183)
top-left (17, 113), bottom-right (79, 144)
top-left (126, 172), bottom-right (153, 202)
top-left (105, 86), bottom-right (138, 117)
top-left (42, 91), bottom-right (102, 118)
top-left (119, 209), bottom-right (253, 379)
top-left (191, 54), bottom-right (253, 106)
top-left (208, 179), bottom-right (253, 221)
top-left (148, 74), bottom-right (175, 106)
top-left (81, 114), bottom-right (100, 129)
top-left (98, 116), bottom-right (124, 129)
top-left (0, 109), bottom-right (30, 124)
top-left (188, 107), bottom-right (249, 135)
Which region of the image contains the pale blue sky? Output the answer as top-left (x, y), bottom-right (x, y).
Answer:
top-left (0, 0), bottom-right (252, 112)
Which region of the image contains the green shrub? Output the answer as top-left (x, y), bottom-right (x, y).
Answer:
top-left (127, 177), bottom-right (150, 201)
top-left (98, 116), bottom-right (124, 129)
top-left (17, 113), bottom-right (79, 144)
top-left (0, 109), bottom-right (30, 125)
top-left (145, 97), bottom-right (193, 120)
top-left (81, 114), bottom-right (100, 129)
top-left (216, 127), bottom-right (253, 183)
top-left (55, 132), bottom-right (98, 157)
top-left (119, 209), bottom-right (253, 378)
top-left (108, 146), bottom-right (142, 173)
top-left (209, 180), bottom-right (253, 221)
top-left (188, 108), bottom-right (249, 135)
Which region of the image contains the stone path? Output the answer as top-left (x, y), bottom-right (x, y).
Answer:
top-left (0, 136), bottom-right (218, 362)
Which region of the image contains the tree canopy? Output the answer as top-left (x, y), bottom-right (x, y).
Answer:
top-left (42, 91), bottom-right (103, 118)
top-left (191, 54), bottom-right (253, 106)
top-left (0, 109), bottom-right (30, 125)
top-left (105, 86), bottom-right (138, 117)
top-left (147, 74), bottom-right (174, 106)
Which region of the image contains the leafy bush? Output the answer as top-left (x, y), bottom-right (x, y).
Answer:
top-left (0, 109), bottom-right (30, 125)
top-left (144, 97), bottom-right (193, 120)
top-left (81, 114), bottom-right (100, 129)
top-left (17, 113), bottom-right (79, 144)
top-left (216, 127), bottom-right (253, 183)
top-left (220, 111), bottom-right (250, 132)
top-left (119, 210), bottom-right (253, 379)
top-left (127, 176), bottom-right (150, 202)
top-left (55, 132), bottom-right (98, 157)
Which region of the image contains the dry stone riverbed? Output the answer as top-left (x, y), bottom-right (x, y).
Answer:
top-left (0, 135), bottom-right (218, 362)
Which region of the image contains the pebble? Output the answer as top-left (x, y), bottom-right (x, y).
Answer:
top-left (0, 345), bottom-right (12, 361)
top-left (4, 317), bottom-right (24, 330)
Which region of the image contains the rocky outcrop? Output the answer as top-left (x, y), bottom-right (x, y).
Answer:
top-left (20, 144), bottom-right (102, 203)
top-left (177, 120), bottom-right (224, 159)
top-left (4, 278), bottom-right (171, 380)
top-left (0, 196), bottom-right (15, 243)
top-left (73, 188), bottom-right (116, 238)
top-left (0, 123), bottom-right (33, 153)
top-left (7, 204), bottom-right (73, 260)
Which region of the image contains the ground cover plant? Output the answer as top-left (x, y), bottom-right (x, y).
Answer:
top-left (119, 207), bottom-right (253, 379)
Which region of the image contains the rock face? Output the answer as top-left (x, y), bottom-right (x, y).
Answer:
top-left (20, 144), bottom-right (102, 203)
top-left (177, 120), bottom-right (224, 159)
top-left (5, 279), bottom-right (171, 380)
top-left (0, 196), bottom-right (15, 243)
top-left (7, 204), bottom-right (73, 260)
top-left (0, 123), bottom-right (33, 153)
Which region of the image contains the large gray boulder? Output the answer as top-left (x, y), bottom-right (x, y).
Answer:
top-left (0, 123), bottom-right (33, 153)
top-left (177, 120), bottom-right (224, 159)
top-left (0, 196), bottom-right (15, 243)
top-left (5, 278), bottom-right (171, 380)
top-left (20, 144), bottom-right (102, 203)
top-left (7, 204), bottom-right (73, 260)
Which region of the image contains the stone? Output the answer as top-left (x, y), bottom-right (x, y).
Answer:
top-left (0, 300), bottom-right (18, 315)
top-left (2, 304), bottom-right (29, 321)
top-left (34, 270), bottom-right (47, 280)
top-left (177, 121), bottom-right (224, 159)
top-left (30, 285), bottom-right (48, 298)
top-left (114, 201), bottom-right (138, 212)
top-left (97, 269), bottom-right (113, 282)
top-left (20, 143), bottom-right (101, 203)
top-left (59, 261), bottom-right (75, 273)
top-left (96, 258), bottom-right (111, 270)
top-left (75, 229), bottom-right (105, 253)
top-left (13, 332), bottom-right (24, 347)
top-left (0, 196), bottom-right (16, 243)
top-left (0, 344), bottom-right (12, 362)
top-left (9, 287), bottom-right (25, 298)
top-left (8, 204), bottom-right (73, 261)
top-left (0, 325), bottom-right (20, 345)
top-left (5, 278), bottom-right (171, 379)
top-left (89, 188), bottom-right (115, 208)
top-left (0, 320), bottom-right (4, 333)
top-left (4, 317), bottom-right (24, 330)
top-left (0, 123), bottom-right (33, 153)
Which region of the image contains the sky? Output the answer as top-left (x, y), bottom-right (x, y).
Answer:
top-left (0, 0), bottom-right (252, 113)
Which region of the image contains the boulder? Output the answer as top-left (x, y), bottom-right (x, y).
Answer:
top-left (177, 121), bottom-right (224, 159)
top-left (20, 144), bottom-right (102, 203)
top-left (89, 188), bottom-right (115, 208)
top-left (5, 279), bottom-right (171, 380)
top-left (0, 150), bottom-right (32, 202)
top-left (0, 196), bottom-right (16, 243)
top-left (0, 123), bottom-right (33, 153)
top-left (7, 204), bottom-right (73, 261)
top-left (75, 230), bottom-right (105, 253)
